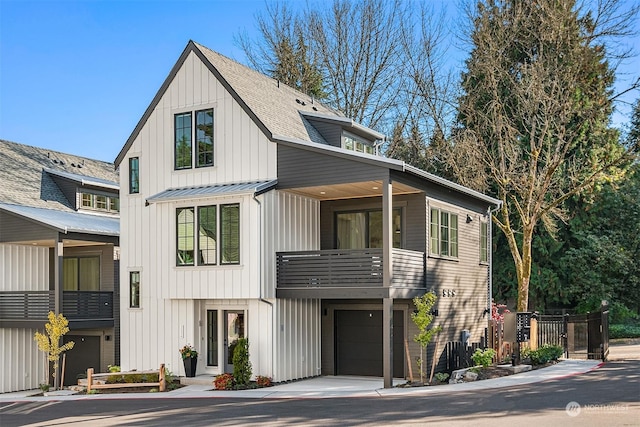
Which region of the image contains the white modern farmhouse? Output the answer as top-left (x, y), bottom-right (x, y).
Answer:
top-left (115, 41), bottom-right (500, 387)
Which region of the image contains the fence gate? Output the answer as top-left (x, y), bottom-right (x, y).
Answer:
top-left (537, 306), bottom-right (609, 361)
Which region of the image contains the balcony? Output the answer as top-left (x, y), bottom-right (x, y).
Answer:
top-left (0, 290), bottom-right (114, 329)
top-left (276, 248), bottom-right (426, 299)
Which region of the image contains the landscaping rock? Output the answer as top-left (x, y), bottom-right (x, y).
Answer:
top-left (464, 371), bottom-right (478, 381)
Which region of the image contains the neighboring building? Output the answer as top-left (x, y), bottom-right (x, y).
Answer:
top-left (115, 41), bottom-right (500, 387)
top-left (0, 140), bottom-right (119, 392)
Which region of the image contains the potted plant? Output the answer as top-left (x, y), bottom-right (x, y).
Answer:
top-left (179, 344), bottom-right (198, 377)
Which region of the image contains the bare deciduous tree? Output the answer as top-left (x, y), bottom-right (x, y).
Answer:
top-left (455, 0), bottom-right (639, 312)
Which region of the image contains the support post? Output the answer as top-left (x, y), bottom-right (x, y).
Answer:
top-left (382, 176), bottom-right (394, 388)
top-left (53, 235), bottom-right (64, 390)
top-left (87, 368), bottom-right (93, 393)
top-left (159, 363), bottom-right (166, 392)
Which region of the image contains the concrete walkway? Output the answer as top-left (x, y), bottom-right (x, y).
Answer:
top-left (0, 359), bottom-right (602, 401)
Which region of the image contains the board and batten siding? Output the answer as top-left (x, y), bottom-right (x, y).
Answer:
top-left (0, 243), bottom-right (49, 392)
top-left (119, 50), bottom-right (278, 373)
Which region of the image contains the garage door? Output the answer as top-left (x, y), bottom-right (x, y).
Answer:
top-left (63, 335), bottom-right (101, 386)
top-left (335, 310), bottom-right (404, 377)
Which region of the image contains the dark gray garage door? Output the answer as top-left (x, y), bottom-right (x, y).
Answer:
top-left (63, 335), bottom-right (101, 386)
top-left (335, 310), bottom-right (404, 377)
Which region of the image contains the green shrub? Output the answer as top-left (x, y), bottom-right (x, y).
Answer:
top-left (529, 344), bottom-right (564, 365)
top-left (232, 338), bottom-right (252, 386)
top-left (471, 348), bottom-right (496, 367)
top-left (609, 324), bottom-right (640, 339)
top-left (143, 373), bottom-right (159, 383)
top-left (124, 373), bottom-right (143, 383)
top-left (434, 372), bottom-right (449, 383)
top-left (164, 368), bottom-right (178, 391)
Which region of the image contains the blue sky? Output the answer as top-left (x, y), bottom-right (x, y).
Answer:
top-left (1, 0), bottom-right (638, 163)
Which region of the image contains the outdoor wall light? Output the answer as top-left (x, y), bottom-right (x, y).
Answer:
top-left (466, 214), bottom-right (473, 223)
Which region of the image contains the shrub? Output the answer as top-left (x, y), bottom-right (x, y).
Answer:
top-left (232, 338), bottom-right (252, 386)
top-left (529, 344), bottom-right (564, 365)
top-left (434, 372), bottom-right (449, 383)
top-left (256, 375), bottom-right (272, 387)
top-left (143, 373), bottom-right (160, 383)
top-left (214, 373), bottom-right (234, 390)
top-left (164, 368), bottom-right (178, 391)
top-left (471, 348), bottom-right (496, 367)
top-left (124, 373), bottom-right (143, 383)
top-left (39, 383), bottom-right (50, 392)
top-left (609, 324), bottom-right (640, 339)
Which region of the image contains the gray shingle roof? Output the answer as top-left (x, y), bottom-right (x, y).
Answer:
top-left (0, 139), bottom-right (119, 212)
top-left (116, 40), bottom-right (382, 167)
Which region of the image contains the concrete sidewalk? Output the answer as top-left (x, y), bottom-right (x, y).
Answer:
top-left (0, 359), bottom-right (602, 401)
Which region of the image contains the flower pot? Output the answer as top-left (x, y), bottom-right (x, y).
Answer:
top-left (183, 357), bottom-right (197, 377)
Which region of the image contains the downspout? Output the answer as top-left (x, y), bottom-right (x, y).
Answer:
top-left (253, 192), bottom-right (274, 379)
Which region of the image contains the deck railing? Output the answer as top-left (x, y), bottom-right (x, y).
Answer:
top-left (276, 248), bottom-right (425, 289)
top-left (0, 290), bottom-right (113, 321)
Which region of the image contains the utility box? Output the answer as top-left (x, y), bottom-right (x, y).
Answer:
top-left (517, 312), bottom-right (532, 343)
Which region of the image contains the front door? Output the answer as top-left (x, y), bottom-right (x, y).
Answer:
top-left (224, 310), bottom-right (245, 373)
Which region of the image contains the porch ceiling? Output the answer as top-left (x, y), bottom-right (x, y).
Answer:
top-left (284, 180), bottom-right (421, 201)
top-left (6, 238), bottom-right (110, 248)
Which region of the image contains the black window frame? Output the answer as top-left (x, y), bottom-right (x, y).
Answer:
top-left (174, 108), bottom-right (214, 170)
top-left (129, 271), bottom-right (140, 308)
top-left (334, 207), bottom-right (403, 249)
top-left (129, 157), bottom-right (140, 194)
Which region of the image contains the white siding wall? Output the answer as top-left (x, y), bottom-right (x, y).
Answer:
top-left (120, 51), bottom-right (277, 373)
top-left (0, 243), bottom-right (49, 392)
top-left (274, 298), bottom-right (321, 381)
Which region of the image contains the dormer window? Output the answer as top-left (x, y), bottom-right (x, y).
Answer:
top-left (342, 132), bottom-right (375, 155)
top-left (81, 192), bottom-right (119, 213)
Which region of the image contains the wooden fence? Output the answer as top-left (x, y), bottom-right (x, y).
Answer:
top-left (446, 341), bottom-right (483, 372)
top-left (86, 364), bottom-right (165, 393)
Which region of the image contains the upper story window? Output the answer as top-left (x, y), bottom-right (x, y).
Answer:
top-left (129, 157), bottom-right (139, 194)
top-left (480, 221), bottom-right (489, 264)
top-left (63, 256), bottom-right (100, 291)
top-left (176, 203), bottom-right (239, 266)
top-left (81, 192), bottom-right (119, 213)
top-left (342, 132), bottom-right (375, 155)
top-left (175, 108), bottom-right (214, 170)
top-left (336, 208), bottom-right (402, 249)
top-left (430, 208), bottom-right (458, 258)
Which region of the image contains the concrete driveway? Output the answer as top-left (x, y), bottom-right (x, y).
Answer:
top-left (608, 339), bottom-right (640, 361)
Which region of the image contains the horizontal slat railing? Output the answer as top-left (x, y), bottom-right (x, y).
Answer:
top-left (63, 291), bottom-right (113, 319)
top-left (0, 291), bottom-right (54, 320)
top-left (276, 248), bottom-right (425, 289)
top-left (0, 290), bottom-right (114, 321)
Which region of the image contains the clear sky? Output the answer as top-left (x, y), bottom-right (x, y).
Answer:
top-left (1, 0), bottom-right (638, 164)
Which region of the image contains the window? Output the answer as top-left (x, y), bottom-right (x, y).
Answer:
top-left (430, 208), bottom-right (458, 258)
top-left (336, 208), bottom-right (402, 249)
top-left (198, 206), bottom-right (217, 265)
top-left (177, 207), bottom-right (195, 265)
top-left (175, 113), bottom-right (192, 169)
top-left (129, 157), bottom-right (139, 194)
top-left (175, 108), bottom-right (214, 170)
top-left (220, 204), bottom-right (240, 264)
top-left (63, 256), bottom-right (100, 291)
top-left (176, 203), bottom-right (239, 266)
top-left (80, 192), bottom-right (119, 213)
top-left (130, 271), bottom-right (140, 308)
top-left (342, 132), bottom-right (375, 155)
top-left (480, 221), bottom-right (489, 263)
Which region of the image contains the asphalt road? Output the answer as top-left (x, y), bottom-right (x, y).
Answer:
top-left (1, 360), bottom-right (638, 427)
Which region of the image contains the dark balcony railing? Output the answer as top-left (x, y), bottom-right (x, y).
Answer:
top-left (276, 248), bottom-right (425, 290)
top-left (0, 291), bottom-right (54, 320)
top-left (0, 290), bottom-right (113, 321)
top-left (62, 291), bottom-right (113, 319)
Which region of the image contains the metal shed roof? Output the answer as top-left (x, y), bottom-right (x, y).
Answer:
top-left (146, 180), bottom-right (278, 204)
top-left (0, 203), bottom-right (119, 236)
